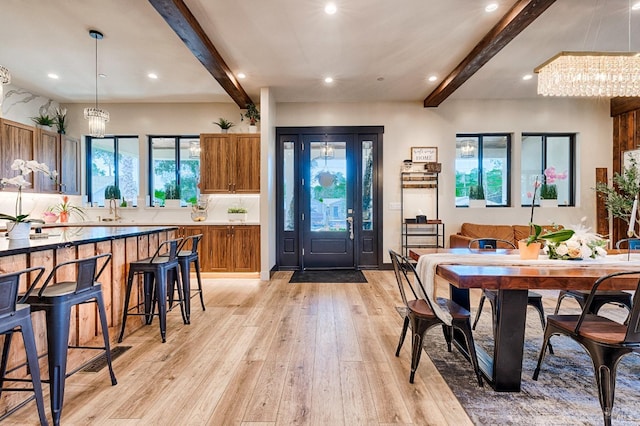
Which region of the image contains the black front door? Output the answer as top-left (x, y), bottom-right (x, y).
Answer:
top-left (276, 126), bottom-right (383, 270)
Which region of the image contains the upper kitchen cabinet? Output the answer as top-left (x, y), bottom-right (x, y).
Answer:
top-left (200, 133), bottom-right (260, 193)
top-left (60, 135), bottom-right (81, 195)
top-left (0, 118), bottom-right (35, 187)
top-left (34, 127), bottom-right (61, 193)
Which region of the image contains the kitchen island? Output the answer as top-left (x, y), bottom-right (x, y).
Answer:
top-left (0, 225), bottom-right (177, 417)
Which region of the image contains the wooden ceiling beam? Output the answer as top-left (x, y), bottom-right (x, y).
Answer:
top-left (148, 0), bottom-right (254, 108)
top-left (423, 0), bottom-right (556, 108)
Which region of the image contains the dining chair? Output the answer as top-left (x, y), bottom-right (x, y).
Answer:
top-left (552, 238), bottom-right (635, 318)
top-left (389, 250), bottom-right (483, 386)
top-left (533, 270), bottom-right (640, 426)
top-left (0, 267), bottom-right (48, 425)
top-left (469, 239), bottom-right (550, 351)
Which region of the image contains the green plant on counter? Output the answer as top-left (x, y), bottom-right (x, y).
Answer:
top-left (228, 207), bottom-right (248, 213)
top-left (49, 195), bottom-right (87, 220)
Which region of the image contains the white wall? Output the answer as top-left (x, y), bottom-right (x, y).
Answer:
top-left (276, 97), bottom-right (613, 258)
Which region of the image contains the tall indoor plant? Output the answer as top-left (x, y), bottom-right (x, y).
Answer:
top-left (244, 103), bottom-right (260, 132)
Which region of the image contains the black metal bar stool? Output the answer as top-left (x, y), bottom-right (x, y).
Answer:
top-left (118, 238), bottom-right (187, 343)
top-left (0, 266), bottom-right (48, 425)
top-left (25, 254), bottom-right (116, 426)
top-left (175, 234), bottom-right (205, 323)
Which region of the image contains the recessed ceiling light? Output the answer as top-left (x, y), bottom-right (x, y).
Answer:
top-left (148, 73), bottom-right (158, 79)
top-left (325, 3), bottom-right (337, 14)
top-left (485, 3), bottom-right (498, 12)
top-left (522, 74), bottom-right (533, 80)
top-left (633, 2), bottom-right (640, 10)
top-left (324, 76), bottom-right (334, 84)
top-left (237, 72), bottom-right (246, 79)
top-left (47, 73), bottom-right (59, 79)
top-left (428, 75), bottom-right (438, 82)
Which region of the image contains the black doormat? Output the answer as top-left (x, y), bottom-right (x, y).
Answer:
top-left (289, 270), bottom-right (367, 283)
top-left (79, 346), bottom-right (131, 373)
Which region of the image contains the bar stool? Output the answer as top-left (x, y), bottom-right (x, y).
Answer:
top-left (118, 238), bottom-right (187, 343)
top-left (0, 266), bottom-right (48, 425)
top-left (175, 234), bottom-right (205, 323)
top-left (25, 253), bottom-right (116, 426)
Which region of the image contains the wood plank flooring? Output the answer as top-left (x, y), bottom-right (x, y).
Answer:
top-left (4, 271), bottom-right (473, 425)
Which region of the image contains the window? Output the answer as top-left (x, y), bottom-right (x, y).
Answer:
top-left (521, 134), bottom-right (575, 206)
top-left (149, 136), bottom-right (200, 207)
top-left (455, 134), bottom-right (511, 207)
top-left (87, 136), bottom-right (140, 206)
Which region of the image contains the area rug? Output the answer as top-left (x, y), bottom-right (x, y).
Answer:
top-left (414, 296), bottom-right (640, 425)
top-left (289, 270), bottom-right (367, 283)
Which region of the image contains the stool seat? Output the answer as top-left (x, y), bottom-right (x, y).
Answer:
top-left (119, 238), bottom-right (186, 343)
top-left (0, 267), bottom-right (48, 426)
top-left (25, 254), bottom-right (116, 426)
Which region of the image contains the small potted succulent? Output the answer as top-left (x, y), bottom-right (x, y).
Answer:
top-left (213, 118), bottom-right (235, 133)
top-left (227, 207), bottom-right (248, 222)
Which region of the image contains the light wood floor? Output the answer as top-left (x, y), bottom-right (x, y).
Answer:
top-left (5, 271), bottom-right (474, 426)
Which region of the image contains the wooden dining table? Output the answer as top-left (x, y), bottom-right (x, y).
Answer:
top-left (409, 248), bottom-right (640, 392)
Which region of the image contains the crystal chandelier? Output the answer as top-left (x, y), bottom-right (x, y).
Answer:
top-left (84, 30), bottom-right (109, 137)
top-left (535, 52), bottom-right (640, 97)
top-left (460, 140), bottom-right (475, 158)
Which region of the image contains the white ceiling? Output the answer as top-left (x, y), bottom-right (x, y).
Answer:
top-left (0, 0), bottom-right (638, 105)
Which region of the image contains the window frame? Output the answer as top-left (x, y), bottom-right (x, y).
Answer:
top-left (521, 132), bottom-right (576, 207)
top-left (455, 133), bottom-right (512, 208)
top-left (147, 135), bottom-right (200, 207)
top-left (86, 135), bottom-right (139, 204)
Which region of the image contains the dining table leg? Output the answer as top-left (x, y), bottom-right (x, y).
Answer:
top-left (450, 286), bottom-right (528, 392)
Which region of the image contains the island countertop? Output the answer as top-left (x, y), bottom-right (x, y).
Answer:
top-left (0, 225), bottom-right (178, 256)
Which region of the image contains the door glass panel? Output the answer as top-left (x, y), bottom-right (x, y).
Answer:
top-left (362, 140), bottom-right (373, 230)
top-left (283, 141), bottom-right (295, 231)
top-left (310, 141), bottom-right (347, 232)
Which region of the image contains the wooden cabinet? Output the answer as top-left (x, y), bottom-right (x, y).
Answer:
top-left (34, 128), bottom-right (60, 193)
top-left (61, 135), bottom-right (81, 195)
top-left (200, 133), bottom-right (260, 193)
top-left (0, 119), bottom-right (36, 186)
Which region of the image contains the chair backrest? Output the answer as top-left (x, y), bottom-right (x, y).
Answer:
top-left (389, 249), bottom-right (435, 313)
top-left (179, 234), bottom-right (203, 255)
top-left (576, 270), bottom-right (640, 343)
top-left (0, 267), bottom-right (45, 317)
top-left (34, 253), bottom-right (112, 297)
top-left (468, 238), bottom-right (516, 250)
top-left (150, 238), bottom-right (183, 262)
top-left (615, 238), bottom-right (640, 250)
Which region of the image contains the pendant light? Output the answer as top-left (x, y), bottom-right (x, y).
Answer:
top-left (84, 30), bottom-right (109, 137)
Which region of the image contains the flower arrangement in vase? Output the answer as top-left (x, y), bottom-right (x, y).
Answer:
top-left (543, 222), bottom-right (608, 260)
top-left (48, 196), bottom-right (87, 223)
top-left (1, 160), bottom-right (58, 238)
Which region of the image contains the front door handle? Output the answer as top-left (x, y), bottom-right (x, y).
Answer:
top-left (346, 216), bottom-right (354, 240)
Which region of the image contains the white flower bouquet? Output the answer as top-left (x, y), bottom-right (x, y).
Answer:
top-left (543, 223), bottom-right (608, 260)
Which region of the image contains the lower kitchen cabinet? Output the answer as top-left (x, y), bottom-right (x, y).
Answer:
top-left (180, 224), bottom-right (260, 272)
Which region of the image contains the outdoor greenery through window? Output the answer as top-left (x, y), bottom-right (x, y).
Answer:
top-left (149, 136), bottom-right (200, 207)
top-left (87, 136), bottom-right (140, 206)
top-left (455, 134), bottom-right (511, 207)
top-left (521, 134), bottom-right (575, 207)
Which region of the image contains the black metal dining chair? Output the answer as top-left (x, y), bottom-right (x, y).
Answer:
top-left (469, 239), bottom-right (550, 350)
top-left (552, 238), bottom-right (635, 318)
top-left (390, 249), bottom-right (483, 386)
top-left (533, 270), bottom-right (640, 426)
top-left (0, 266), bottom-right (48, 425)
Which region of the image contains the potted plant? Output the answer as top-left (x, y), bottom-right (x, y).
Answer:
top-left (539, 166), bottom-right (566, 207)
top-left (595, 156), bottom-right (640, 229)
top-left (31, 113), bottom-right (55, 130)
top-left (468, 184), bottom-right (485, 208)
top-left (213, 118), bottom-right (235, 133)
top-left (49, 195), bottom-right (87, 223)
top-left (54, 107), bottom-right (67, 134)
top-left (244, 103), bottom-right (260, 133)
top-left (164, 182), bottom-right (181, 207)
top-left (227, 207), bottom-right (248, 222)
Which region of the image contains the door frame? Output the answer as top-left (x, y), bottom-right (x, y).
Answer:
top-left (276, 126), bottom-right (384, 270)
